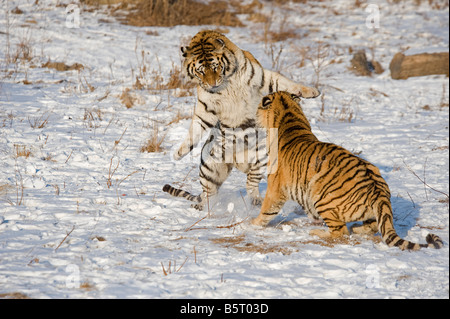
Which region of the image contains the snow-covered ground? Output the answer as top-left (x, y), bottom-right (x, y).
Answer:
top-left (0, 0), bottom-right (448, 299)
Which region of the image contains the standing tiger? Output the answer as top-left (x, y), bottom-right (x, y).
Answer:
top-left (163, 30), bottom-right (320, 210)
top-left (251, 91), bottom-right (443, 251)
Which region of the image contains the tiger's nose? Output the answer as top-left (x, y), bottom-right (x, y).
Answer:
top-left (210, 79), bottom-right (220, 87)
top-left (205, 78), bottom-right (220, 88)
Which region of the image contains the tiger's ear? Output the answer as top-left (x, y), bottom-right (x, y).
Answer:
top-left (290, 93), bottom-right (301, 103)
top-left (261, 96), bottom-right (272, 109)
top-left (214, 38), bottom-right (225, 50)
top-left (181, 46), bottom-right (189, 57)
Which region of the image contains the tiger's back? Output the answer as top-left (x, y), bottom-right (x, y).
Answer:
top-left (287, 141), bottom-right (388, 221)
top-left (252, 91), bottom-right (443, 251)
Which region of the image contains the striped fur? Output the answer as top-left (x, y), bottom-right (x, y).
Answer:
top-left (164, 30), bottom-right (319, 209)
top-left (251, 92), bottom-right (443, 251)
top-left (162, 184), bottom-right (201, 204)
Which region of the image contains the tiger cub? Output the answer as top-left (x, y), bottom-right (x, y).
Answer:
top-left (163, 30), bottom-right (319, 210)
top-left (251, 91), bottom-right (443, 251)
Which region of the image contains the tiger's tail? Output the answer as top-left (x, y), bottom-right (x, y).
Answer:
top-left (376, 197), bottom-right (443, 250)
top-left (162, 184), bottom-right (202, 203)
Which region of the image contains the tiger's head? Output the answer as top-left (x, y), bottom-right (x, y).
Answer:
top-left (257, 92), bottom-right (307, 130)
top-left (181, 31), bottom-right (239, 93)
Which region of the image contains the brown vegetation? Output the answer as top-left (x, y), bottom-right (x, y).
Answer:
top-left (119, 88), bottom-right (137, 109)
top-left (210, 235), bottom-right (298, 255)
top-left (116, 0), bottom-right (245, 27)
top-left (210, 230), bottom-right (381, 253)
top-left (140, 125), bottom-right (166, 152)
top-left (0, 292), bottom-right (30, 299)
top-left (14, 144), bottom-right (32, 158)
top-left (42, 61), bottom-right (84, 72)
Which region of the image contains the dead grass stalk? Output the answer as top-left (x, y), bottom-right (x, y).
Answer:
top-left (161, 256), bottom-right (189, 276)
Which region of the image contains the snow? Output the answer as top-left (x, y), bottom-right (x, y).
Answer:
top-left (0, 0), bottom-right (448, 299)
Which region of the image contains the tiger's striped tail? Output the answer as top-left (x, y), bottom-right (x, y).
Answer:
top-left (376, 197), bottom-right (444, 251)
top-left (162, 184), bottom-right (202, 203)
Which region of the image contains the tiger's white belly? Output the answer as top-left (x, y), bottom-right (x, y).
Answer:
top-left (198, 71), bottom-right (261, 128)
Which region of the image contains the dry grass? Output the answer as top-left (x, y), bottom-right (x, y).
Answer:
top-left (83, 107), bottom-right (103, 128)
top-left (3, 25), bottom-right (34, 66)
top-left (161, 257), bottom-right (189, 275)
top-left (210, 230), bottom-right (378, 254)
top-left (81, 0), bottom-right (139, 4)
top-left (134, 60), bottom-right (194, 94)
top-left (115, 0), bottom-right (244, 27)
top-left (42, 61), bottom-right (84, 72)
top-left (0, 292), bottom-right (30, 299)
top-left (305, 41), bottom-right (331, 87)
top-left (14, 144), bottom-right (32, 158)
top-left (120, 38), bottom-right (196, 109)
top-left (299, 236), bottom-right (376, 248)
top-left (119, 88), bottom-right (137, 109)
top-left (0, 184), bottom-right (12, 193)
top-left (80, 282), bottom-right (95, 291)
top-left (0, 184), bottom-right (14, 201)
top-left (388, 0), bottom-right (449, 9)
top-left (439, 82), bottom-right (449, 108)
top-left (210, 235), bottom-right (298, 255)
top-left (28, 113), bottom-right (49, 129)
top-left (140, 125), bottom-right (166, 153)
top-left (106, 156), bottom-right (119, 189)
top-left (260, 11), bottom-right (302, 44)
top-left (130, 40), bottom-right (194, 100)
top-left (164, 64), bottom-right (195, 93)
top-left (273, 0), bottom-right (311, 4)
top-left (0, 112), bottom-right (14, 128)
top-left (11, 39), bottom-right (33, 64)
top-left (167, 109), bottom-right (191, 125)
top-left (317, 91), bottom-right (356, 123)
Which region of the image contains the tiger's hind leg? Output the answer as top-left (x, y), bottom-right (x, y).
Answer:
top-left (246, 167), bottom-right (264, 206)
top-left (310, 210), bottom-right (349, 239)
top-left (193, 128), bottom-right (234, 210)
top-left (195, 161), bottom-right (233, 210)
top-left (234, 163), bottom-right (262, 205)
top-left (235, 132), bottom-right (267, 206)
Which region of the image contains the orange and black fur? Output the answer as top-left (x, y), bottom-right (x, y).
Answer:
top-left (252, 92), bottom-right (443, 251)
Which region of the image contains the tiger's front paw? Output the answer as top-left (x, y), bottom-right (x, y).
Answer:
top-left (251, 216), bottom-right (268, 227)
top-left (309, 228), bottom-right (330, 239)
top-left (298, 86), bottom-right (320, 99)
top-left (173, 149), bottom-right (186, 161)
top-left (251, 218), bottom-right (263, 226)
top-left (173, 152), bottom-right (182, 161)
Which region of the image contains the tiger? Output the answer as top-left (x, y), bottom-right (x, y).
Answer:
top-left (163, 30), bottom-right (320, 210)
top-left (251, 91), bottom-right (444, 251)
